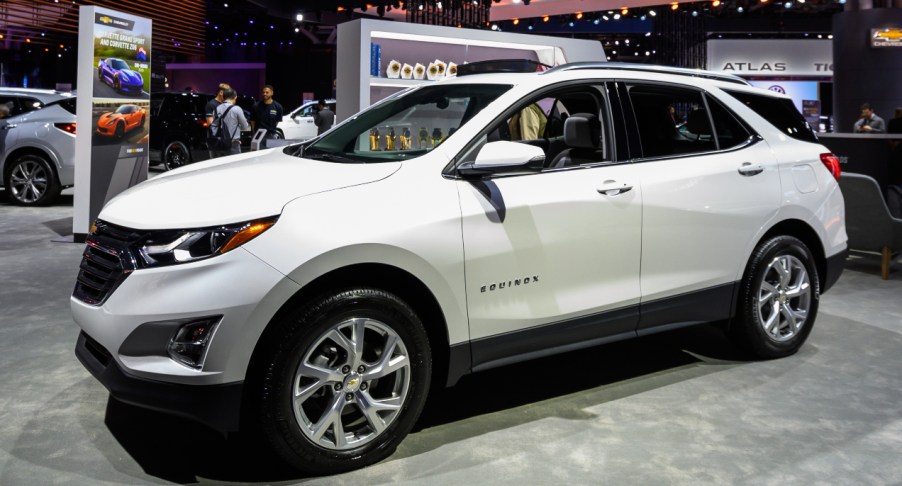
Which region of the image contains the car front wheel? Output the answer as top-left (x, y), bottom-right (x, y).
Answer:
top-left (256, 288), bottom-right (431, 474)
top-left (4, 154), bottom-right (61, 206)
top-left (731, 235), bottom-right (819, 358)
top-left (162, 141), bottom-right (190, 171)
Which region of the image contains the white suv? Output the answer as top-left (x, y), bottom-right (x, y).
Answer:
top-left (72, 63), bottom-right (847, 474)
top-left (276, 99), bottom-right (336, 140)
top-left (0, 88), bottom-right (77, 205)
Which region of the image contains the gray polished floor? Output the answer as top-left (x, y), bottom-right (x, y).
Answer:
top-left (2, 192), bottom-right (901, 485)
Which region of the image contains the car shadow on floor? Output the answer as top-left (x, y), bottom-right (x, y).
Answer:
top-left (102, 322), bottom-right (753, 483)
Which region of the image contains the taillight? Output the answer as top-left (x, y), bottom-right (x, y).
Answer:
top-left (55, 122), bottom-right (77, 135)
top-left (196, 119), bottom-right (209, 128)
top-left (820, 153), bottom-right (841, 181)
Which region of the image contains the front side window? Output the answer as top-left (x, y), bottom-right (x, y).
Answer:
top-left (111, 59), bottom-right (129, 71)
top-left (301, 84), bottom-right (511, 163)
top-left (627, 84), bottom-right (714, 158)
top-left (456, 84), bottom-right (612, 171)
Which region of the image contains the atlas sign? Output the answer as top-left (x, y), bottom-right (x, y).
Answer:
top-left (707, 39), bottom-right (833, 77)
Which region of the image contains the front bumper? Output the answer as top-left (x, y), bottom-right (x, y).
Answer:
top-left (76, 331), bottom-right (243, 432)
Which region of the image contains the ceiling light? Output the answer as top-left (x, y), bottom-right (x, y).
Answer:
top-left (649, 10), bottom-right (657, 16)
top-left (576, 12), bottom-right (583, 19)
top-left (614, 13), bottom-right (621, 19)
top-left (543, 15), bottom-right (549, 22)
top-left (671, 2), bottom-right (679, 10)
top-left (713, 0), bottom-right (721, 6)
top-left (296, 13), bottom-right (303, 21)
top-left (621, 8), bottom-right (628, 15)
top-left (737, 6), bottom-right (744, 12)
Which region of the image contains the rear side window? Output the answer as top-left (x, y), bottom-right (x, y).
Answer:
top-left (17, 97), bottom-right (44, 114)
top-left (724, 90), bottom-right (818, 144)
top-left (626, 84), bottom-right (715, 158)
top-left (706, 94), bottom-right (752, 150)
top-left (52, 98), bottom-right (77, 115)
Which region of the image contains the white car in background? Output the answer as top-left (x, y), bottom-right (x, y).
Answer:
top-left (276, 99), bottom-right (336, 140)
top-left (72, 62), bottom-right (847, 475)
top-left (0, 88), bottom-right (77, 206)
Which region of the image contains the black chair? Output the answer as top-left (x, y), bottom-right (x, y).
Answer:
top-left (839, 172), bottom-right (902, 279)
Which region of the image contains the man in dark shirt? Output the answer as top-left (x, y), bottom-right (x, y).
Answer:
top-left (313, 99), bottom-right (334, 136)
top-left (205, 82), bottom-right (230, 125)
top-left (251, 85), bottom-right (284, 147)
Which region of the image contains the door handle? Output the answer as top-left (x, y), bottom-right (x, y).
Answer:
top-left (1, 124), bottom-right (16, 130)
top-left (597, 180), bottom-right (633, 196)
top-left (306, 120), bottom-right (313, 123)
top-left (738, 162), bottom-right (764, 176)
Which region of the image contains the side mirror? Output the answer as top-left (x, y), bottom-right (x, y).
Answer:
top-left (458, 141), bottom-right (545, 178)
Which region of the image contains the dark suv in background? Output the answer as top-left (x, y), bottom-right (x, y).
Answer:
top-left (149, 91), bottom-right (255, 170)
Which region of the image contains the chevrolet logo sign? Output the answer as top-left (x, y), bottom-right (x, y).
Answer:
top-left (99, 16), bottom-right (113, 24)
top-left (874, 28), bottom-right (902, 41)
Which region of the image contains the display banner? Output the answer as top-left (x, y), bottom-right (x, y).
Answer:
top-left (73, 6), bottom-right (151, 241)
top-left (707, 39), bottom-right (833, 77)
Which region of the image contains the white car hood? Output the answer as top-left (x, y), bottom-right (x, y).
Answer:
top-left (100, 149), bottom-right (401, 229)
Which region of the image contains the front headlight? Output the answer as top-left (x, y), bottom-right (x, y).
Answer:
top-left (137, 216), bottom-right (277, 268)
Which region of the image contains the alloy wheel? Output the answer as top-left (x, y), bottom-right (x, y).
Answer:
top-left (756, 254), bottom-right (811, 342)
top-left (165, 144), bottom-right (188, 170)
top-left (292, 317), bottom-right (410, 451)
top-left (9, 160), bottom-right (48, 204)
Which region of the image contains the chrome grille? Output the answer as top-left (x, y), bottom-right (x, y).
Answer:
top-left (73, 221), bottom-right (145, 305)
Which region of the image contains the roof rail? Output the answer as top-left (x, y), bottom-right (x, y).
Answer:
top-left (542, 62), bottom-right (750, 86)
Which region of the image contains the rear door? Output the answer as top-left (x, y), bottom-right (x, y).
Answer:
top-left (617, 81), bottom-right (781, 329)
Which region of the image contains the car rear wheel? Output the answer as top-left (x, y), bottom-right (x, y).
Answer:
top-left (731, 235), bottom-right (819, 358)
top-left (4, 154), bottom-right (61, 206)
top-left (162, 141), bottom-right (190, 171)
top-left (115, 122), bottom-right (125, 139)
top-left (256, 288), bottom-right (431, 474)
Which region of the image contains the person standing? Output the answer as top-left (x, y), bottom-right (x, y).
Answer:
top-left (313, 99), bottom-right (334, 136)
top-left (853, 103), bottom-right (886, 133)
top-left (205, 83), bottom-right (231, 125)
top-left (251, 84), bottom-right (284, 147)
top-left (212, 88), bottom-right (250, 156)
top-left (0, 104), bottom-right (11, 158)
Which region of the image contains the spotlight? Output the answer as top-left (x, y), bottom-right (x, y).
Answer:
top-left (543, 15), bottom-right (549, 22)
top-left (491, 23), bottom-right (498, 30)
top-left (614, 13), bottom-right (621, 20)
top-left (784, 1), bottom-right (791, 7)
top-left (649, 9), bottom-right (657, 16)
top-left (640, 15), bottom-right (646, 20)
top-left (437, 1), bottom-right (442, 8)
top-left (602, 15), bottom-right (609, 20)
top-left (621, 8), bottom-right (628, 15)
top-left (593, 18), bottom-right (600, 25)
top-left (692, 10), bottom-right (698, 16)
top-left (671, 2), bottom-right (679, 10)
top-left (713, 0), bottom-right (720, 6)
top-left (576, 12), bottom-right (583, 19)
top-left (737, 6), bottom-right (744, 12)
top-left (513, 18), bottom-right (519, 25)
top-left (294, 27), bottom-right (300, 32)
top-left (296, 13), bottom-right (303, 21)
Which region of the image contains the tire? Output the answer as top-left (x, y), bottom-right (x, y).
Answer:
top-left (274, 129), bottom-right (285, 140)
top-left (4, 153), bottom-right (61, 206)
top-left (162, 141), bottom-right (191, 171)
top-left (256, 288), bottom-right (431, 474)
top-left (98, 68), bottom-right (103, 81)
top-left (140, 115), bottom-right (146, 127)
top-left (115, 122), bottom-right (125, 139)
top-left (731, 235), bottom-right (820, 359)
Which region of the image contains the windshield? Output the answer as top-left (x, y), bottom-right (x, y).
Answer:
top-left (115, 105), bottom-right (131, 114)
top-left (111, 59), bottom-right (129, 70)
top-left (301, 83), bottom-right (511, 163)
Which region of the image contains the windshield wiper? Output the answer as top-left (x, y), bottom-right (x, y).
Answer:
top-left (303, 151), bottom-right (358, 163)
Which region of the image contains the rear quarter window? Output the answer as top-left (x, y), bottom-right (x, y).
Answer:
top-left (724, 89), bottom-right (818, 144)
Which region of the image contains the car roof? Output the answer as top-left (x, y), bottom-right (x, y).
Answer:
top-left (0, 88), bottom-right (74, 102)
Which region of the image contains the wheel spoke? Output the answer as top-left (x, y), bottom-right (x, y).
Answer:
top-left (759, 281), bottom-right (778, 303)
top-left (780, 302), bottom-right (798, 329)
top-left (764, 302), bottom-right (780, 335)
top-left (355, 392), bottom-right (402, 434)
top-left (786, 282), bottom-right (810, 298)
top-left (326, 328), bottom-right (355, 356)
top-left (350, 318), bottom-right (367, 368)
top-left (310, 393), bottom-right (346, 442)
top-left (774, 257), bottom-right (791, 288)
top-left (362, 334), bottom-right (407, 380)
top-left (294, 362), bottom-right (343, 403)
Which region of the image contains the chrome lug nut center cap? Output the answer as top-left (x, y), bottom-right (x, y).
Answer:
top-left (344, 372), bottom-right (362, 393)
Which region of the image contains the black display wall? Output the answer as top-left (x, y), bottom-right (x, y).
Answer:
top-left (832, 8), bottom-right (902, 132)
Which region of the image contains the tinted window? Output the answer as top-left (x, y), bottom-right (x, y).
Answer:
top-left (56, 98), bottom-right (77, 115)
top-left (724, 90), bottom-right (818, 144)
top-left (111, 59), bottom-right (129, 70)
top-left (0, 97), bottom-right (20, 117)
top-left (706, 94), bottom-right (752, 150)
top-left (627, 84), bottom-right (715, 157)
top-left (18, 97), bottom-right (44, 113)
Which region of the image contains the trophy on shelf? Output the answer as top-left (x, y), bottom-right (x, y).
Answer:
top-left (400, 128), bottom-right (412, 150)
top-left (447, 62), bottom-right (458, 77)
top-left (418, 127), bottom-right (429, 148)
top-left (426, 63), bottom-right (439, 81)
top-left (414, 63), bottom-right (426, 80)
top-left (385, 127), bottom-right (396, 150)
top-left (387, 60), bottom-right (402, 79)
top-left (434, 60), bottom-right (447, 78)
top-left (432, 127), bottom-right (443, 147)
top-left (401, 63), bottom-right (414, 79)
top-left (369, 128), bottom-right (380, 151)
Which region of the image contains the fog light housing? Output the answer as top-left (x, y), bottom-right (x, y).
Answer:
top-left (167, 317), bottom-right (222, 369)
